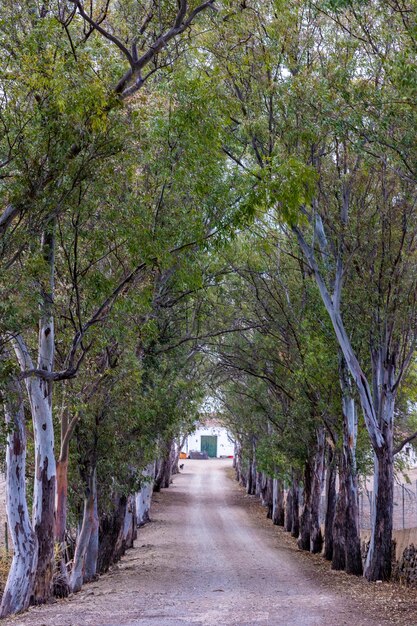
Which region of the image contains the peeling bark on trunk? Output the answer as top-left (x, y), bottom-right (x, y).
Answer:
top-left (332, 449), bottom-right (362, 575)
top-left (0, 382), bottom-right (38, 618)
top-left (365, 439), bottom-right (393, 581)
top-left (272, 477), bottom-right (285, 526)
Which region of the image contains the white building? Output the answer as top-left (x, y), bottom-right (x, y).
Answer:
top-left (400, 442), bottom-right (417, 467)
top-left (183, 418), bottom-right (234, 458)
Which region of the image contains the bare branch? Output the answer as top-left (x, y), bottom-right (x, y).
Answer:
top-left (71, 0), bottom-right (134, 66)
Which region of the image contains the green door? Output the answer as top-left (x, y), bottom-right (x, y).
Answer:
top-left (201, 435), bottom-right (217, 458)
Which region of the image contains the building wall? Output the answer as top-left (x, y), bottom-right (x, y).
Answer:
top-left (183, 424), bottom-right (234, 458)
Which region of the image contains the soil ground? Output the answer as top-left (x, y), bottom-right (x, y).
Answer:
top-left (4, 459), bottom-right (417, 626)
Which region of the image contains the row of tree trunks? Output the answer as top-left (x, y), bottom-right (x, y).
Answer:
top-left (234, 422), bottom-right (362, 580)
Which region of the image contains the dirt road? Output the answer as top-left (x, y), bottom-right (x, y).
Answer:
top-left (4, 460), bottom-right (417, 626)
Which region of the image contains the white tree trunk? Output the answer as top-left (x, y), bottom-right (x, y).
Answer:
top-left (0, 381), bottom-right (38, 617)
top-left (13, 334), bottom-right (56, 603)
top-left (136, 463), bottom-right (155, 526)
top-left (11, 225), bottom-right (57, 602)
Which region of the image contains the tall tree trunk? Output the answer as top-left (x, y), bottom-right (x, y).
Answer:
top-left (70, 468), bottom-right (98, 593)
top-left (13, 339), bottom-right (57, 604)
top-left (340, 369), bottom-right (362, 576)
top-left (332, 401), bottom-right (362, 573)
top-left (365, 437), bottom-right (393, 581)
top-left (84, 483), bottom-right (99, 584)
top-left (285, 471), bottom-right (300, 537)
top-left (332, 455), bottom-right (346, 571)
top-left (298, 461), bottom-right (312, 551)
top-left (0, 381), bottom-right (38, 618)
top-left (324, 447), bottom-right (336, 562)
top-left (12, 225), bottom-right (57, 604)
top-left (310, 428), bottom-right (325, 554)
top-left (291, 475), bottom-right (300, 538)
top-left (272, 477), bottom-right (285, 526)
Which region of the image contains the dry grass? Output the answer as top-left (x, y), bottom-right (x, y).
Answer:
top-left (0, 547), bottom-right (12, 596)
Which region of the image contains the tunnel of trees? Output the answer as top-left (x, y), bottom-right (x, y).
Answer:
top-left (1, 0), bottom-right (417, 617)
